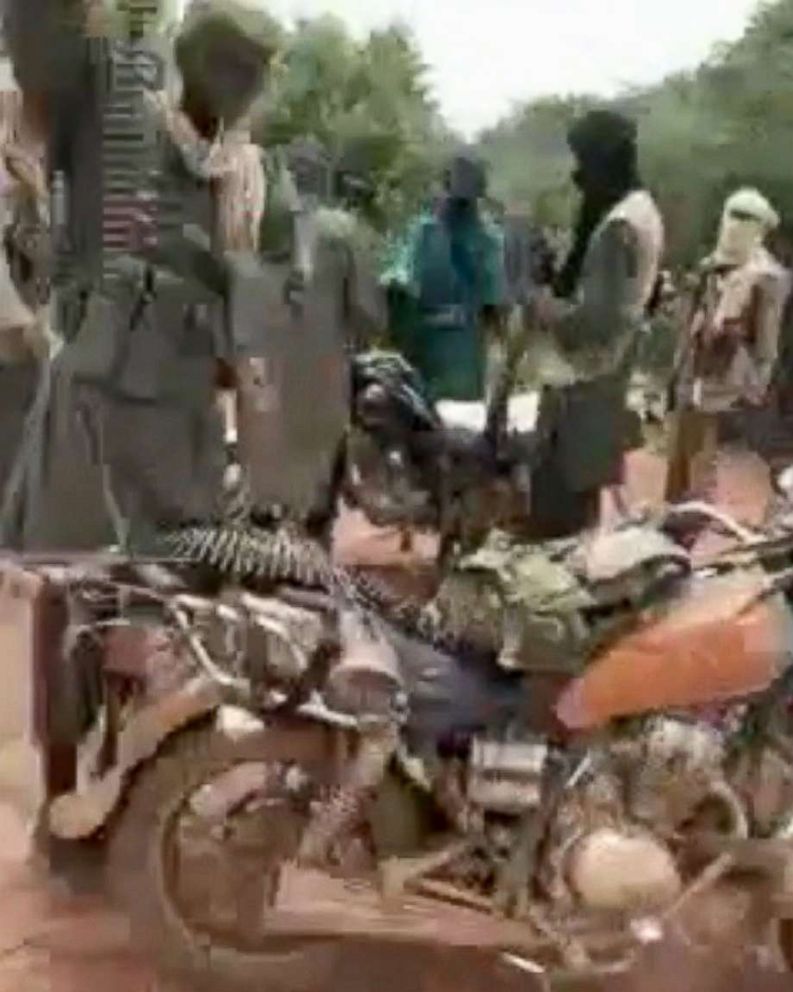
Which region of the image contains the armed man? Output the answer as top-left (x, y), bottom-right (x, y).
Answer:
top-left (233, 133), bottom-right (387, 544)
top-left (0, 0), bottom-right (283, 550)
top-left (1, 0), bottom-right (392, 880)
top-left (665, 188), bottom-right (789, 505)
top-left (527, 110), bottom-right (664, 537)
top-left (0, 69), bottom-right (50, 503)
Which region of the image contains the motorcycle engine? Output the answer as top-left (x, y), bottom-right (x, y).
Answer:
top-left (425, 734), bottom-right (550, 894)
top-left (620, 715), bottom-right (745, 834)
top-left (542, 716), bottom-right (749, 915)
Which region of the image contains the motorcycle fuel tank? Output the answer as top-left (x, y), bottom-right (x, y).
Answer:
top-left (556, 569), bottom-right (793, 730)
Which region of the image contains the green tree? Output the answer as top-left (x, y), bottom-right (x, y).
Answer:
top-left (256, 16), bottom-right (456, 230)
top-left (477, 0), bottom-right (793, 266)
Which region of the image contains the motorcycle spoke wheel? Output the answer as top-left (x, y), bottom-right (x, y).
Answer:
top-left (161, 761), bottom-right (311, 952)
top-left (105, 722), bottom-right (355, 991)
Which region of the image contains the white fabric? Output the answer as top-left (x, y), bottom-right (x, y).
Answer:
top-left (725, 187), bottom-right (779, 228)
top-left (713, 188), bottom-right (779, 267)
top-left (715, 217), bottom-right (765, 267)
top-left (436, 391), bottom-right (539, 434)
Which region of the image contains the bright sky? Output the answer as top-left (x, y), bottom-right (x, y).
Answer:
top-left (256, 0), bottom-right (762, 137)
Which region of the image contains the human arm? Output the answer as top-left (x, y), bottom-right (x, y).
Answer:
top-left (380, 218), bottom-right (424, 295)
top-left (533, 218), bottom-right (639, 356)
top-left (479, 222), bottom-right (508, 341)
top-left (749, 269), bottom-right (789, 400)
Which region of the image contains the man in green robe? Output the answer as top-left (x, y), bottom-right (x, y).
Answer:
top-left (383, 152), bottom-right (505, 401)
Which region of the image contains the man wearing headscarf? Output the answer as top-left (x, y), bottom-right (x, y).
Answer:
top-left (527, 109), bottom-right (664, 537)
top-left (1, 0), bottom-right (280, 549)
top-left (382, 149), bottom-right (506, 401)
top-left (665, 188), bottom-right (788, 503)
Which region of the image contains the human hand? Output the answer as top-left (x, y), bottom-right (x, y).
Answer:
top-left (527, 286), bottom-right (557, 327)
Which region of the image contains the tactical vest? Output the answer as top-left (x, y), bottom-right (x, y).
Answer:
top-left (65, 251), bottom-right (220, 410)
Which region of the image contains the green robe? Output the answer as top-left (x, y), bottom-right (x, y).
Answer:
top-left (384, 208), bottom-right (504, 401)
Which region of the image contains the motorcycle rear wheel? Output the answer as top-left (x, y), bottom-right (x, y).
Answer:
top-left (105, 718), bottom-right (343, 992)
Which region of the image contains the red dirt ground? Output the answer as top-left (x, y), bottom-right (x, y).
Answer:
top-left (0, 444), bottom-right (789, 992)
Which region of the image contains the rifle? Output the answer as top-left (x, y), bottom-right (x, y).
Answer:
top-left (666, 268), bottom-right (708, 414)
top-left (484, 302), bottom-right (532, 447)
top-left (99, 1), bottom-right (167, 287)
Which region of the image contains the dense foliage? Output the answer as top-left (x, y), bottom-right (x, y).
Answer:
top-left (478, 0), bottom-right (793, 267)
top-left (254, 15), bottom-right (457, 230)
top-left (147, 0), bottom-right (793, 260)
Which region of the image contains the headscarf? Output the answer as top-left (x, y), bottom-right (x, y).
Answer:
top-left (175, 0), bottom-right (283, 86)
top-left (713, 188), bottom-right (779, 268)
top-left (555, 110), bottom-right (640, 299)
top-left (442, 149), bottom-right (486, 207)
top-left (287, 137), bottom-right (331, 202)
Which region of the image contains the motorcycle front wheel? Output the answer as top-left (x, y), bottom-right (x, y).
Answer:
top-left (105, 718), bottom-right (346, 992)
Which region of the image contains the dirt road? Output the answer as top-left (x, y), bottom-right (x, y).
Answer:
top-left (0, 445), bottom-right (788, 991)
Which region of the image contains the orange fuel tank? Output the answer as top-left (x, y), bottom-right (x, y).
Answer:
top-left (555, 570), bottom-right (793, 731)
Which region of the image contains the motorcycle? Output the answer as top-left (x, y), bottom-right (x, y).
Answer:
top-left (338, 215), bottom-right (555, 560)
top-left (341, 344), bottom-right (539, 562)
top-left (9, 485), bottom-right (793, 990)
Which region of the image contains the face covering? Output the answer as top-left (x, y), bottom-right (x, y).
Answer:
top-left (714, 213), bottom-right (765, 267)
top-left (445, 155), bottom-right (485, 203)
top-left (713, 189), bottom-right (778, 267)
